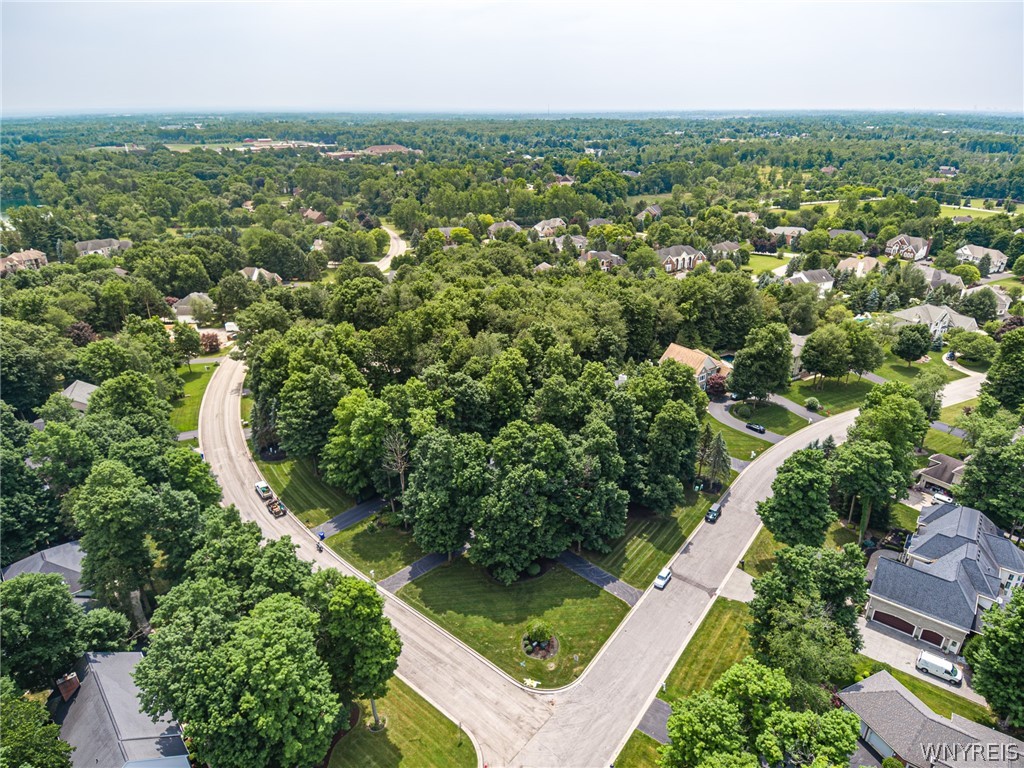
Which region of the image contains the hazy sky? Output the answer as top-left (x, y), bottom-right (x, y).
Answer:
top-left (3, 1), bottom-right (1022, 116)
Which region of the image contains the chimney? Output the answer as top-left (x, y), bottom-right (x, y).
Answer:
top-left (55, 672), bottom-right (80, 701)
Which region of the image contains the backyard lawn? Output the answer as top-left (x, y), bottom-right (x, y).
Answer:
top-left (398, 560), bottom-right (629, 688)
top-left (327, 517), bottom-right (424, 579)
top-left (922, 427), bottom-right (967, 459)
top-left (255, 456), bottom-right (355, 527)
top-left (328, 677), bottom-right (477, 768)
top-left (743, 526), bottom-right (784, 577)
top-left (614, 730), bottom-right (663, 768)
top-left (826, 520), bottom-right (859, 549)
top-left (712, 420), bottom-right (773, 460)
top-left (939, 397), bottom-right (978, 425)
top-left (876, 351), bottom-right (965, 386)
top-left (585, 483), bottom-right (729, 589)
top-left (987, 276), bottom-right (1023, 290)
top-left (660, 598), bottom-right (751, 703)
top-left (169, 363), bottom-right (219, 433)
top-left (891, 503), bottom-right (920, 531)
top-left (731, 401), bottom-right (810, 436)
top-left (785, 377), bottom-right (874, 414)
top-left (746, 253), bottom-right (789, 274)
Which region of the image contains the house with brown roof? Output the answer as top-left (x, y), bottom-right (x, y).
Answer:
top-left (580, 250), bottom-right (625, 271)
top-left (364, 144), bottom-right (415, 155)
top-left (767, 225), bottom-right (808, 246)
top-left (239, 266), bottom-right (283, 285)
top-left (553, 234), bottom-right (588, 252)
top-left (0, 249), bottom-right (48, 276)
top-left (710, 241), bottom-right (741, 260)
top-left (302, 208), bottom-right (327, 225)
top-left (659, 343), bottom-right (731, 390)
top-left (915, 265), bottom-right (966, 296)
top-left (915, 453), bottom-right (966, 494)
top-left (587, 218), bottom-right (612, 228)
top-left (836, 256), bottom-right (880, 278)
top-left (487, 220), bottom-right (521, 238)
top-left (820, 165), bottom-right (838, 175)
top-left (885, 234), bottom-right (931, 261)
top-left (635, 204), bottom-right (662, 222)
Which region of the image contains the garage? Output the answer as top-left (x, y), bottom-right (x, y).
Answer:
top-left (920, 629), bottom-right (944, 647)
top-left (872, 611), bottom-right (915, 636)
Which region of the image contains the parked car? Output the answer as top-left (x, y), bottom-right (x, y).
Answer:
top-left (916, 650), bottom-right (963, 686)
top-left (255, 481), bottom-right (273, 500)
top-left (705, 503), bottom-right (722, 523)
top-left (933, 491), bottom-right (955, 504)
top-left (746, 423), bottom-right (767, 434)
top-left (653, 568), bottom-right (672, 590)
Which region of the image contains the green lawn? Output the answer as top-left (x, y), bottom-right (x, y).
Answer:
top-left (661, 598), bottom-right (752, 703)
top-left (987, 276), bottom-right (1023, 289)
top-left (255, 456), bottom-right (355, 527)
top-left (627, 192), bottom-right (675, 206)
top-left (747, 253), bottom-right (789, 274)
top-left (586, 484), bottom-right (728, 589)
top-left (826, 520), bottom-right (859, 549)
top-left (744, 527), bottom-right (785, 578)
top-left (939, 205), bottom-right (1002, 220)
top-left (853, 656), bottom-right (995, 727)
top-left (200, 343), bottom-right (235, 358)
top-left (712, 421), bottom-right (773, 461)
top-left (957, 358), bottom-right (990, 373)
top-left (876, 351), bottom-right (965, 386)
top-left (732, 401), bottom-right (810, 436)
top-left (785, 377), bottom-right (875, 415)
top-left (169, 363), bottom-right (219, 433)
top-left (327, 517), bottom-right (424, 579)
top-left (891, 503), bottom-right (920, 531)
top-left (922, 427), bottom-right (967, 459)
top-left (614, 730), bottom-right (663, 768)
top-left (398, 560), bottom-right (629, 689)
top-left (240, 395), bottom-right (254, 423)
top-left (328, 677), bottom-right (477, 768)
top-left (939, 397), bottom-right (977, 425)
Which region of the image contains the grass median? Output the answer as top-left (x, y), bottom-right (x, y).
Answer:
top-left (660, 598), bottom-right (752, 703)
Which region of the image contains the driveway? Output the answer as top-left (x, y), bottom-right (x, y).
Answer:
top-left (707, 400), bottom-right (784, 443)
top-left (857, 617), bottom-right (988, 706)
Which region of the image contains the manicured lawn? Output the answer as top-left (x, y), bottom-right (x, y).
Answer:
top-left (255, 456), bottom-right (355, 527)
top-left (853, 656), bottom-right (995, 727)
top-left (923, 427), bottom-right (967, 459)
top-left (327, 517), bottom-right (424, 579)
top-left (939, 397), bottom-right (977, 426)
top-left (627, 192), bottom-right (675, 206)
top-left (939, 205), bottom-right (1002, 220)
top-left (169, 363), bottom-right (219, 433)
top-left (747, 253), bottom-right (789, 274)
top-left (785, 377), bottom-right (875, 415)
top-left (957, 357), bottom-right (990, 373)
top-left (660, 598), bottom-right (751, 703)
top-left (240, 395), bottom-right (254, 423)
top-left (614, 730), bottom-right (663, 768)
top-left (712, 421), bottom-right (773, 461)
top-left (586, 484), bottom-right (728, 589)
top-left (328, 677), bottom-right (477, 768)
top-left (200, 343), bottom-right (234, 358)
top-left (826, 520), bottom-right (859, 549)
top-left (891, 503), bottom-right (920, 531)
top-left (876, 351), bottom-right (965, 386)
top-left (732, 401), bottom-right (810, 436)
top-left (744, 526), bottom-right (785, 578)
top-left (987, 276), bottom-right (1023, 289)
top-left (398, 560), bottom-right (629, 689)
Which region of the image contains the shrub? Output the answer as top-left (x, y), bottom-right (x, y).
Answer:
top-left (200, 332), bottom-right (221, 353)
top-left (526, 620), bottom-right (551, 644)
top-left (805, 397), bottom-right (821, 412)
top-left (883, 758), bottom-right (902, 768)
top-left (733, 402), bottom-right (754, 419)
top-left (526, 562), bottom-right (541, 577)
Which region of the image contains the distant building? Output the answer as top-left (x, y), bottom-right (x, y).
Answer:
top-left (828, 228), bottom-right (869, 248)
top-left (914, 265), bottom-right (966, 296)
top-left (657, 244), bottom-right (705, 273)
top-left (302, 208), bottom-right (327, 224)
top-left (735, 211), bottom-right (759, 222)
top-left (835, 256), bottom-right (879, 278)
top-left (955, 244), bottom-right (1009, 273)
top-left (915, 453), bottom-right (966, 495)
top-left (487, 220), bottom-right (521, 237)
top-left (587, 217), bottom-right (612, 228)
top-left (885, 234), bottom-right (930, 261)
top-left (767, 225), bottom-right (808, 246)
top-left (363, 144), bottom-right (417, 155)
top-left (172, 292), bottom-right (213, 320)
top-left (620, 170), bottom-right (641, 179)
top-left (2, 541), bottom-right (88, 600)
top-left (890, 304), bottom-right (978, 339)
top-left (239, 266), bottom-right (283, 285)
top-left (659, 343), bottom-right (731, 390)
top-left (710, 241), bottom-right (741, 260)
top-left (580, 250), bottom-right (626, 271)
top-left (533, 218), bottom-right (566, 237)
top-left (74, 238), bottom-right (132, 257)
top-left (0, 248), bottom-right (48, 276)
top-left (952, 215), bottom-right (973, 224)
top-left (785, 269), bottom-right (835, 297)
top-left (938, 165), bottom-right (959, 177)
top-left (552, 234), bottom-right (588, 252)
top-left (820, 165), bottom-right (838, 175)
top-left (61, 380), bottom-right (99, 412)
top-left (963, 284), bottom-right (1013, 316)
top-left (635, 204), bottom-right (662, 222)
top-left (533, 261), bottom-right (553, 272)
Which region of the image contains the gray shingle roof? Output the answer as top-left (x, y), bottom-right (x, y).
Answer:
top-left (871, 557), bottom-right (979, 630)
top-left (1, 541), bottom-right (86, 594)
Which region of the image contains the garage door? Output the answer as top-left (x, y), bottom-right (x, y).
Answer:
top-left (920, 629), bottom-right (944, 647)
top-left (872, 611), bottom-right (915, 635)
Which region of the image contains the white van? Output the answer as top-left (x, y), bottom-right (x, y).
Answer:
top-left (916, 650), bottom-right (963, 686)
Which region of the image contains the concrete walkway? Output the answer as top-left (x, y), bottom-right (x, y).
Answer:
top-left (931, 420), bottom-right (967, 439)
top-left (719, 567), bottom-right (755, 602)
top-left (556, 551), bottom-right (644, 607)
top-left (768, 392), bottom-right (824, 423)
top-left (177, 430), bottom-right (198, 441)
top-left (862, 371), bottom-right (887, 385)
top-left (638, 698), bottom-right (672, 744)
top-left (378, 547), bottom-right (465, 593)
top-left (730, 457), bottom-right (751, 472)
top-left (316, 498), bottom-right (383, 538)
top-left (707, 400), bottom-right (784, 443)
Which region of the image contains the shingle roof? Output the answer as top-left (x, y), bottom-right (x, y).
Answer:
top-left (659, 343), bottom-right (731, 376)
top-left (870, 557), bottom-right (979, 630)
top-left (711, 241), bottom-right (740, 252)
top-left (1, 541), bottom-right (86, 594)
top-left (61, 380), bottom-right (98, 407)
top-left (657, 245), bottom-right (703, 258)
top-left (917, 453), bottom-right (965, 487)
top-left (787, 269), bottom-right (834, 285)
top-left (890, 304), bottom-right (978, 332)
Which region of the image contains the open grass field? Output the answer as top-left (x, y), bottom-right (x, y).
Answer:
top-left (732, 401), bottom-right (810, 436)
top-left (169, 363), bottom-right (218, 433)
top-left (660, 598), bottom-right (752, 703)
top-left (891, 503), bottom-right (920, 531)
top-left (398, 560), bottom-right (629, 688)
top-left (326, 517), bottom-right (424, 579)
top-left (585, 484), bottom-right (727, 589)
top-left (615, 730), bottom-right (663, 768)
top-left (743, 526), bottom-right (784, 577)
top-left (255, 456), bottom-right (355, 527)
top-left (853, 656), bottom-right (995, 727)
top-left (939, 205), bottom-right (1002, 220)
top-left (922, 427), bottom-right (967, 459)
top-left (713, 420), bottom-right (773, 461)
top-left (876, 351), bottom-right (965, 386)
top-left (939, 397), bottom-right (978, 425)
top-left (785, 377), bottom-right (874, 415)
top-left (746, 253), bottom-right (789, 274)
top-left (328, 677), bottom-right (477, 768)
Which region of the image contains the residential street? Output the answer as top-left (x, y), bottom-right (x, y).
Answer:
top-left (200, 357), bottom-right (985, 767)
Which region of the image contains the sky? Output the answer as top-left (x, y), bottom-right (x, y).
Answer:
top-left (3, 0), bottom-right (1022, 116)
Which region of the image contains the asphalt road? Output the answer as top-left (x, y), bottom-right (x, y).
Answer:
top-left (199, 357), bottom-right (985, 767)
top-left (372, 223), bottom-right (407, 273)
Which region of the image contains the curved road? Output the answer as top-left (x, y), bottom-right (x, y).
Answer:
top-left (372, 223), bottom-right (407, 273)
top-left (199, 358), bottom-right (984, 767)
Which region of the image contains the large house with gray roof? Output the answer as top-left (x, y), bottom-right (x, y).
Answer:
top-left (955, 244), bottom-right (1009, 274)
top-left (890, 304), bottom-right (978, 339)
top-left (866, 503), bottom-right (1024, 654)
top-left (839, 671), bottom-right (1023, 768)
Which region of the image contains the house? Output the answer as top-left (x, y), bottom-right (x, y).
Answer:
top-left (74, 238), bottom-right (132, 257)
top-left (789, 332), bottom-right (808, 377)
top-left (52, 652), bottom-right (190, 768)
top-left (955, 244), bottom-right (1009, 274)
top-left (952, 215), bottom-right (973, 224)
top-left (1, 541), bottom-right (88, 601)
top-left (172, 291), bottom-right (213, 320)
top-left (635, 204), bottom-right (662, 222)
top-left (915, 265), bottom-right (966, 296)
top-left (657, 245), bottom-right (706, 273)
top-left (820, 165), bottom-right (838, 175)
top-left (242, 200), bottom-right (255, 212)
top-left (487, 220), bottom-right (521, 237)
top-left (839, 671), bottom-right (1023, 768)
top-left (587, 217), bottom-right (612, 228)
top-left (890, 304), bottom-right (978, 339)
top-left (620, 170), bottom-right (641, 179)
top-left (866, 503), bottom-right (1024, 653)
top-left (915, 453), bottom-right (966, 495)
top-left (239, 266), bottom-right (283, 285)
top-left (828, 228), bottom-right (869, 247)
top-left (835, 256), bottom-right (880, 278)
top-left (885, 234), bottom-right (931, 261)
top-left (552, 174), bottom-right (575, 186)
top-left (735, 211), bottom-right (759, 222)
top-left (785, 269), bottom-right (835, 297)
top-left (938, 165), bottom-right (959, 177)
top-left (302, 208), bottom-right (327, 224)
top-left (552, 234), bottom-right (588, 252)
top-left (61, 380), bottom-right (98, 412)
top-left (659, 343), bottom-right (732, 390)
top-left (767, 225), bottom-right (808, 246)
top-left (710, 241), bottom-right (741, 260)
top-left (963, 284), bottom-right (1013, 316)
top-left (533, 217), bottom-right (566, 237)
top-left (0, 248), bottom-right (48, 276)
top-left (533, 262), bottom-right (553, 272)
top-left (580, 250), bottom-right (626, 271)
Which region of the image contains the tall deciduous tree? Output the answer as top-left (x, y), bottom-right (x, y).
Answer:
top-left (964, 588), bottom-right (1024, 728)
top-left (727, 323), bottom-right (793, 402)
top-left (843, 321), bottom-right (885, 379)
top-left (320, 389), bottom-right (396, 499)
top-left (757, 449), bottom-right (835, 547)
top-left (800, 325), bottom-right (851, 384)
top-left (172, 322), bottom-right (202, 370)
top-left (891, 323), bottom-right (932, 367)
top-left (643, 400), bottom-right (700, 513)
top-left (829, 440), bottom-right (900, 541)
top-left (0, 676), bottom-right (73, 768)
top-left (848, 381), bottom-right (928, 485)
top-left (984, 327), bottom-right (1024, 411)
